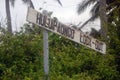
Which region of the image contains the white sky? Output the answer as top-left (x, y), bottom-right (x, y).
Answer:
top-left (0, 0), bottom-right (100, 32)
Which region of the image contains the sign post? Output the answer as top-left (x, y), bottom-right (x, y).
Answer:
top-left (43, 29), bottom-right (49, 80)
top-left (42, 10), bottom-right (49, 80)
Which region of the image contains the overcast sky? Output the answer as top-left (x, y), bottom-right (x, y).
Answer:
top-left (0, 0), bottom-right (100, 32)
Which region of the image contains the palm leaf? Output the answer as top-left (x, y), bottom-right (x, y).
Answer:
top-left (78, 13), bottom-right (98, 30)
top-left (55, 0), bottom-right (62, 6)
top-left (77, 0), bottom-right (96, 14)
top-left (90, 2), bottom-right (99, 16)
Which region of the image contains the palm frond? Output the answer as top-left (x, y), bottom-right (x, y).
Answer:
top-left (77, 0), bottom-right (96, 14)
top-left (78, 13), bottom-right (98, 30)
top-left (90, 2), bottom-right (99, 16)
top-left (55, 0), bottom-right (62, 7)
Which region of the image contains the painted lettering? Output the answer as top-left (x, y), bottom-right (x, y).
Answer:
top-left (80, 33), bottom-right (91, 46)
top-left (36, 13), bottom-right (43, 26)
top-left (43, 15), bottom-right (47, 27)
top-left (45, 16), bottom-right (51, 28)
top-left (71, 29), bottom-right (75, 39)
top-left (95, 40), bottom-right (103, 51)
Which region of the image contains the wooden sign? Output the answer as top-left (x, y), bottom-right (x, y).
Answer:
top-left (26, 8), bottom-right (106, 54)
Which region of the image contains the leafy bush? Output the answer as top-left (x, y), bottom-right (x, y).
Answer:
top-left (0, 27), bottom-right (43, 80)
top-left (0, 26), bottom-right (119, 80)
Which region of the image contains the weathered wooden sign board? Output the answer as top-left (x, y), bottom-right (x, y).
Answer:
top-left (26, 8), bottom-right (106, 54)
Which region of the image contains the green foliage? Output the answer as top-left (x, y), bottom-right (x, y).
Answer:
top-left (49, 33), bottom-right (119, 80)
top-left (0, 27), bottom-right (44, 80)
top-left (107, 4), bottom-right (120, 76)
top-left (0, 23), bottom-right (120, 79)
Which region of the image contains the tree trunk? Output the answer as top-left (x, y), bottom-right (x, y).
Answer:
top-left (5, 0), bottom-right (12, 34)
top-left (99, 0), bottom-right (107, 40)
